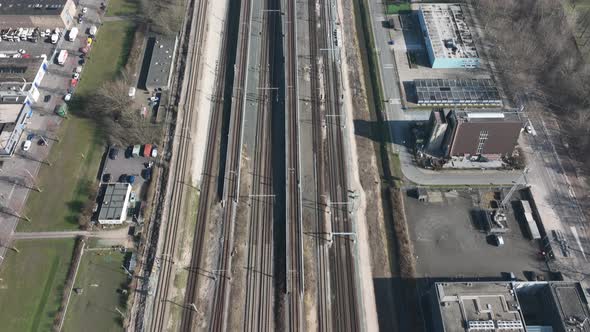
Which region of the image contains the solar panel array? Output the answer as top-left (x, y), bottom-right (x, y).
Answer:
top-left (415, 79), bottom-right (501, 106)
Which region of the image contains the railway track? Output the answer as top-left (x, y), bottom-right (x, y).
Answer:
top-left (146, 0), bottom-right (209, 330)
top-left (307, 0), bottom-right (332, 330)
top-left (207, 0), bottom-right (253, 330)
top-left (309, 0), bottom-right (360, 330)
top-left (242, 0), bottom-right (275, 330)
top-left (285, 0), bottom-right (304, 330)
top-left (179, 0), bottom-right (233, 330)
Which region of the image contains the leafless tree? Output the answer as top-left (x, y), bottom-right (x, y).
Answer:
top-left (140, 0), bottom-right (184, 35)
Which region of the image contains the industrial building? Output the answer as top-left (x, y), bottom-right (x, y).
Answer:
top-left (97, 183), bottom-right (132, 225)
top-left (415, 79), bottom-right (502, 107)
top-left (431, 281), bottom-right (590, 332)
top-left (0, 0), bottom-right (77, 29)
top-left (145, 35), bottom-right (178, 92)
top-left (0, 56), bottom-right (47, 103)
top-left (418, 4), bottom-right (480, 68)
top-left (424, 109), bottom-right (522, 160)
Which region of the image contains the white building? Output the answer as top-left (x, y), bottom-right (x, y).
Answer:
top-left (97, 183), bottom-right (132, 225)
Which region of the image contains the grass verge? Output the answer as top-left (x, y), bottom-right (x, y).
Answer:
top-left (0, 239), bottom-right (75, 332)
top-left (106, 0), bottom-right (139, 17)
top-left (20, 21), bottom-right (137, 232)
top-left (167, 188), bottom-right (199, 330)
top-left (62, 250), bottom-right (129, 332)
top-left (385, 3), bottom-right (411, 14)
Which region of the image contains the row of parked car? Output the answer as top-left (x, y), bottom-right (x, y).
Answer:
top-left (108, 144), bottom-right (159, 160)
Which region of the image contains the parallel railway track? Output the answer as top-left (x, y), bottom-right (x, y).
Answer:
top-left (243, 0), bottom-right (274, 329)
top-left (179, 0), bottom-right (233, 330)
top-left (310, 0), bottom-right (360, 330)
top-left (285, 0), bottom-right (304, 330)
top-left (147, 0), bottom-right (209, 329)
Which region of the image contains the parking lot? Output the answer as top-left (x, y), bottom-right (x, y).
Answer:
top-left (0, 0), bottom-right (107, 241)
top-left (405, 188), bottom-right (547, 280)
top-left (101, 145), bottom-right (155, 200)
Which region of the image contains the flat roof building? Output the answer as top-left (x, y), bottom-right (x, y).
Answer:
top-left (0, 0), bottom-right (77, 29)
top-left (145, 35), bottom-right (178, 92)
top-left (415, 79), bottom-right (502, 107)
top-left (432, 281), bottom-right (590, 332)
top-left (445, 109), bottom-right (522, 159)
top-left (0, 102), bottom-right (31, 157)
top-left (432, 282), bottom-right (526, 332)
top-left (418, 3), bottom-right (480, 68)
top-left (97, 183), bottom-right (132, 225)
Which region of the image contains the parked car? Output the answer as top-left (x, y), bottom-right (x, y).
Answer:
top-left (109, 146), bottom-right (119, 159)
top-left (128, 175), bottom-right (136, 184)
top-left (142, 168), bottom-right (152, 181)
top-left (102, 173), bottom-right (111, 182)
top-left (82, 7), bottom-right (88, 14)
top-left (119, 174), bottom-right (128, 182)
top-left (22, 139), bottom-right (32, 151)
top-left (43, 94), bottom-right (51, 102)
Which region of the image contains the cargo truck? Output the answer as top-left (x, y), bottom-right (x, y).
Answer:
top-left (68, 27), bottom-right (78, 41)
top-left (57, 50), bottom-right (68, 65)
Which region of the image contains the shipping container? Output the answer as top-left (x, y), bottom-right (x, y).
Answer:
top-left (142, 144), bottom-right (152, 158)
top-left (132, 144), bottom-right (141, 157)
top-left (520, 200), bottom-right (541, 240)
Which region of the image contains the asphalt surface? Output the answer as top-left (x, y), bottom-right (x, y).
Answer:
top-left (364, 2), bottom-right (522, 186)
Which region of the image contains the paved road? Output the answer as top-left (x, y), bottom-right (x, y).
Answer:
top-left (12, 226), bottom-right (130, 240)
top-left (364, 1), bottom-right (521, 186)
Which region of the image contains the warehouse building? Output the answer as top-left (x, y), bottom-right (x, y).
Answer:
top-left (418, 3), bottom-right (480, 68)
top-left (0, 0), bottom-right (77, 29)
top-left (415, 79), bottom-right (502, 107)
top-left (0, 102), bottom-right (32, 157)
top-left (145, 35), bottom-right (178, 92)
top-left (431, 281), bottom-right (590, 332)
top-left (97, 183), bottom-right (132, 225)
top-left (0, 56), bottom-right (47, 103)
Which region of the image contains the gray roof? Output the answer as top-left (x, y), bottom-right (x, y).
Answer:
top-left (435, 282), bottom-right (526, 332)
top-left (145, 35), bottom-right (178, 90)
top-left (0, 0), bottom-right (69, 15)
top-left (98, 183), bottom-right (130, 223)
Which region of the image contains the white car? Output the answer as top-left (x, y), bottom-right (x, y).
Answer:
top-left (22, 139), bottom-right (32, 151)
top-left (64, 93), bottom-right (72, 101)
top-left (82, 7), bottom-right (88, 14)
top-left (73, 73), bottom-right (80, 79)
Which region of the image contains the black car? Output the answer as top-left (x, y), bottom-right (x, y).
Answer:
top-left (119, 174), bottom-right (128, 183)
top-left (125, 146), bottom-right (133, 158)
top-left (109, 147), bottom-right (119, 160)
top-left (142, 168), bottom-right (152, 181)
top-left (102, 173), bottom-right (111, 182)
top-left (43, 95), bottom-right (51, 102)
